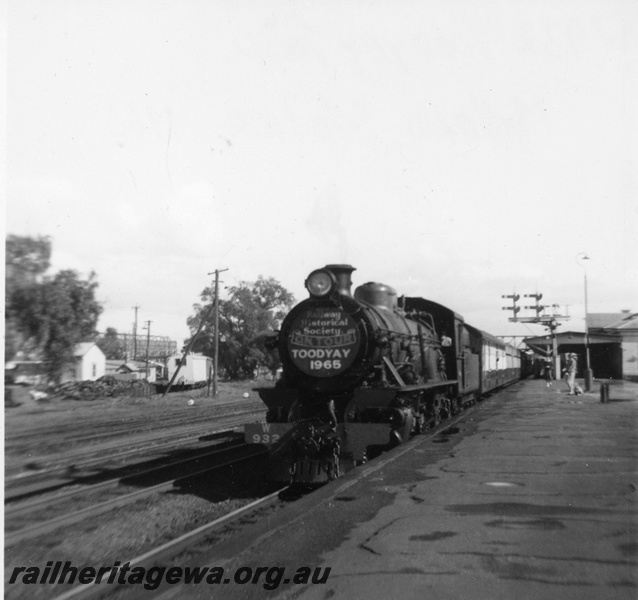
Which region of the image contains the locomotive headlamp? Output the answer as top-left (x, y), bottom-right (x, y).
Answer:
top-left (305, 269), bottom-right (336, 298)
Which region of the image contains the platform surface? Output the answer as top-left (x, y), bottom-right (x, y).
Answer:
top-left (187, 378), bottom-right (638, 600)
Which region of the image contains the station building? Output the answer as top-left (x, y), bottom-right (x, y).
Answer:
top-left (523, 311), bottom-right (638, 381)
top-left (589, 311), bottom-right (638, 381)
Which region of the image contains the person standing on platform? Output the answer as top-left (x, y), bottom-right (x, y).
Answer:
top-left (563, 353), bottom-right (583, 395)
top-left (542, 358), bottom-right (553, 387)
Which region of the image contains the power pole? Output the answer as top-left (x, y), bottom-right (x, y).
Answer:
top-left (208, 268), bottom-right (229, 397)
top-left (132, 305), bottom-right (140, 360)
top-left (160, 269), bottom-right (228, 399)
top-left (144, 320), bottom-right (152, 379)
top-left (576, 253), bottom-right (594, 391)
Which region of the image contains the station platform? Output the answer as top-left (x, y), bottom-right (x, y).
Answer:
top-left (191, 378), bottom-right (638, 600)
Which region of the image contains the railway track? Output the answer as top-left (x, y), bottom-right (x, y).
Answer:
top-left (47, 487), bottom-right (289, 600)
top-left (37, 400), bottom-right (494, 600)
top-left (6, 395), bottom-right (263, 437)
top-left (5, 424), bottom-right (247, 500)
top-left (6, 406), bottom-right (264, 470)
top-left (5, 437), bottom-right (247, 518)
top-left (5, 405), bottom-right (266, 491)
top-left (6, 394), bottom-right (504, 600)
top-left (5, 442), bottom-right (268, 547)
top-left (8, 405), bottom-right (259, 445)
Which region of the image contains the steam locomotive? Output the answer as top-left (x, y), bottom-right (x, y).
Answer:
top-left (245, 264), bottom-right (527, 484)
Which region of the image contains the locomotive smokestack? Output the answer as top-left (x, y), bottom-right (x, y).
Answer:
top-left (325, 264), bottom-right (356, 297)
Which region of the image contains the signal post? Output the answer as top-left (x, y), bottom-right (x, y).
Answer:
top-left (502, 293), bottom-right (569, 381)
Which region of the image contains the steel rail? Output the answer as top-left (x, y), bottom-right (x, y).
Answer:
top-left (6, 408), bottom-right (262, 477)
top-left (41, 393), bottom-right (504, 600)
top-left (4, 414), bottom-right (258, 489)
top-left (48, 486), bottom-right (288, 600)
top-left (5, 448), bottom-right (267, 547)
top-left (5, 439), bottom-right (247, 518)
top-left (4, 427), bottom-right (245, 503)
top-left (27, 405), bottom-right (261, 444)
top-left (5, 398), bottom-right (263, 441)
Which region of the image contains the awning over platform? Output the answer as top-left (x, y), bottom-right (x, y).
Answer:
top-left (523, 331), bottom-right (622, 379)
top-left (523, 331), bottom-right (618, 348)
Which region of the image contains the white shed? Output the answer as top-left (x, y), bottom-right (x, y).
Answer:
top-left (61, 343), bottom-right (106, 383)
top-left (166, 353), bottom-right (211, 385)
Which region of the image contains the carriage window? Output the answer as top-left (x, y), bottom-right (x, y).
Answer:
top-left (458, 324), bottom-right (473, 348)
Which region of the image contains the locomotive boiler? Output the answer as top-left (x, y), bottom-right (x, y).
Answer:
top-left (245, 264), bottom-right (458, 484)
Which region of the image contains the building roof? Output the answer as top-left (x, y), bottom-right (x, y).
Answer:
top-left (602, 313), bottom-right (638, 331)
top-left (523, 331), bottom-right (619, 348)
top-left (73, 342), bottom-right (102, 357)
top-left (588, 312), bottom-right (635, 329)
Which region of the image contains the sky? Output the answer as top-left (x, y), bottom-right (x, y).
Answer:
top-left (5, 0), bottom-right (638, 348)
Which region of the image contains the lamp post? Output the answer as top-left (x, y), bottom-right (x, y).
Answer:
top-left (576, 253), bottom-right (593, 391)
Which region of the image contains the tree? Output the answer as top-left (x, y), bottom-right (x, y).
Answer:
top-left (186, 276), bottom-right (295, 380)
top-left (5, 235), bottom-right (103, 382)
top-left (5, 235), bottom-right (52, 360)
top-left (6, 235), bottom-right (52, 288)
top-left (97, 327), bottom-right (126, 360)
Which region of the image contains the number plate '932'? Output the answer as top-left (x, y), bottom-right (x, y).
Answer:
top-left (245, 423), bottom-right (293, 446)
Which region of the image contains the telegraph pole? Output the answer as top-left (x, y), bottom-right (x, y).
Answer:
top-left (144, 320), bottom-right (152, 379)
top-left (132, 305), bottom-right (140, 360)
top-left (160, 269), bottom-right (228, 399)
top-left (208, 268), bottom-right (229, 397)
top-left (576, 253), bottom-right (594, 391)
top-left (583, 269), bottom-right (592, 390)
